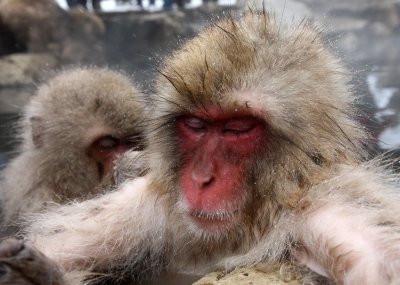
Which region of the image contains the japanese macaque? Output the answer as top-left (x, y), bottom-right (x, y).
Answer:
top-left (1, 9), bottom-right (400, 285)
top-left (0, 67), bottom-right (146, 234)
top-left (0, 0), bottom-right (105, 64)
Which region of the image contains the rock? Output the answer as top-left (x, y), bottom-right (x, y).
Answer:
top-left (98, 4), bottom-right (238, 83)
top-left (193, 265), bottom-right (303, 285)
top-left (0, 87), bottom-right (32, 113)
top-left (325, 18), bottom-right (368, 33)
top-left (0, 53), bottom-right (58, 113)
top-left (253, 0), bottom-right (312, 22)
top-left (0, 53), bottom-right (57, 86)
top-left (100, 10), bottom-right (185, 80)
top-left (0, 0), bottom-right (105, 64)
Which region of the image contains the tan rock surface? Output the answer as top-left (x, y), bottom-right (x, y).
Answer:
top-left (193, 265), bottom-right (303, 285)
top-left (0, 53), bottom-right (57, 113)
top-left (0, 53), bottom-right (57, 86)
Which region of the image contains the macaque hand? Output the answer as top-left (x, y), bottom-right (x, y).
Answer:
top-left (0, 239), bottom-right (65, 285)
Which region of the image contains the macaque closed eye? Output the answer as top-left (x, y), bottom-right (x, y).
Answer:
top-left (223, 117), bottom-right (257, 135)
top-left (182, 117), bottom-right (207, 132)
top-left (95, 136), bottom-right (119, 149)
top-left (91, 134), bottom-right (146, 158)
top-left (91, 136), bottom-right (127, 154)
top-left (180, 116), bottom-right (263, 137)
top-left (89, 134), bottom-right (147, 179)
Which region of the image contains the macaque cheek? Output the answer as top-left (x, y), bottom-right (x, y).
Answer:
top-left (89, 136), bottom-right (130, 178)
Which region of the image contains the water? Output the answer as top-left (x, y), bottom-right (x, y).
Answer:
top-left (55, 0), bottom-right (237, 11)
top-left (0, 113), bottom-right (17, 166)
top-left (367, 72), bottom-right (400, 150)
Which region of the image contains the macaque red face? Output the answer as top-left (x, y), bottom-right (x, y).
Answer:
top-left (177, 109), bottom-right (267, 230)
top-left (89, 134), bottom-right (143, 178)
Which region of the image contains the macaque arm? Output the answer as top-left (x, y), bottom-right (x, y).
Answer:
top-left (294, 164), bottom-right (400, 284)
top-left (26, 177), bottom-right (167, 272)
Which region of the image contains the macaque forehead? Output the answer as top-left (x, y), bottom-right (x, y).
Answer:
top-left (33, 69), bottom-right (143, 122)
top-left (158, 12), bottom-right (327, 112)
top-left (188, 94), bottom-right (269, 123)
top-left (25, 68), bottom-right (146, 149)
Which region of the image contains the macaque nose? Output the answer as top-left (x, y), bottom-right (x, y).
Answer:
top-left (191, 158), bottom-right (216, 189)
top-left (192, 171), bottom-right (215, 188)
top-left (190, 135), bottom-right (220, 189)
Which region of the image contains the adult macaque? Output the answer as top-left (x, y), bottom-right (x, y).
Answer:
top-left (1, 10), bottom-right (400, 285)
top-left (0, 0), bottom-right (105, 64)
top-left (0, 68), bottom-right (146, 233)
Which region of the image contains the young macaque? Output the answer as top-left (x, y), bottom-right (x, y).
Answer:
top-left (0, 68), bottom-right (146, 234)
top-left (1, 9), bottom-right (400, 285)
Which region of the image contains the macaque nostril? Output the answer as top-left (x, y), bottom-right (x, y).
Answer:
top-left (202, 177), bottom-right (215, 188)
top-left (192, 172), bottom-right (215, 188)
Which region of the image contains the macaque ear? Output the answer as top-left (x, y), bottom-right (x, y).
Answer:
top-left (30, 116), bottom-right (44, 148)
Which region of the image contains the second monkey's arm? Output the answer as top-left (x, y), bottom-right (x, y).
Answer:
top-left (26, 177), bottom-right (167, 274)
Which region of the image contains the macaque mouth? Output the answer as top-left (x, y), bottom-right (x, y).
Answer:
top-left (190, 208), bottom-right (240, 223)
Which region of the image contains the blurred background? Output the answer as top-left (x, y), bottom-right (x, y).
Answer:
top-left (0, 0), bottom-right (399, 168)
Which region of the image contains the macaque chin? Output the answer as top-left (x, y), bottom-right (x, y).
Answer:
top-left (0, 9), bottom-right (399, 285)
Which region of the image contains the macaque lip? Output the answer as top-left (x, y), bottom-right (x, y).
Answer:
top-left (189, 209), bottom-right (240, 228)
